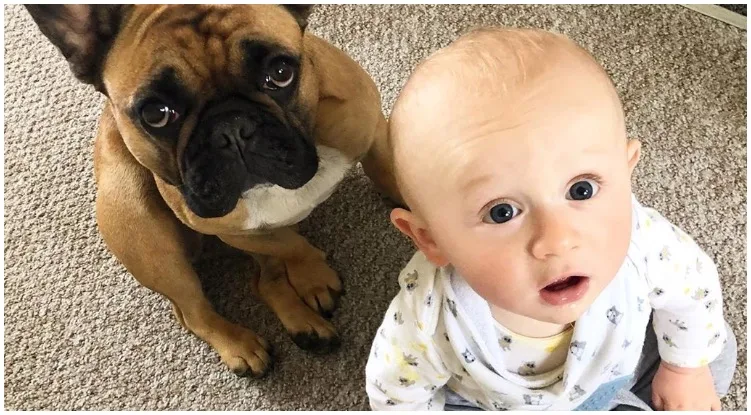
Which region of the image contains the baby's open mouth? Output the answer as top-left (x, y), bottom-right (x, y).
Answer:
top-left (543, 276), bottom-right (584, 292)
top-left (539, 275), bottom-right (590, 306)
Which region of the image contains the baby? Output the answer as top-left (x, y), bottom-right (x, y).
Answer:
top-left (365, 27), bottom-right (737, 411)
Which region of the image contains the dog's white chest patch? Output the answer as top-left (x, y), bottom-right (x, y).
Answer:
top-left (239, 145), bottom-right (353, 232)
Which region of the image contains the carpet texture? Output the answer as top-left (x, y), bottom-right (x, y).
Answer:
top-left (4, 4), bottom-right (746, 410)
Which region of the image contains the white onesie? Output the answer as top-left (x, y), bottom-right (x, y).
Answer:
top-left (365, 195), bottom-right (726, 410)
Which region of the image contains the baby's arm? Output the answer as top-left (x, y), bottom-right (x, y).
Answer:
top-left (365, 254), bottom-right (451, 410)
top-left (638, 203), bottom-right (727, 409)
top-left (640, 205), bottom-right (726, 367)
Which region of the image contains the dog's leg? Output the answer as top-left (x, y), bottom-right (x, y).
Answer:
top-left (219, 229), bottom-right (342, 353)
top-left (95, 173), bottom-right (272, 377)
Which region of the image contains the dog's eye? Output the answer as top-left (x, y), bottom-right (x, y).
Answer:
top-left (141, 102), bottom-right (180, 128)
top-left (263, 58), bottom-right (295, 90)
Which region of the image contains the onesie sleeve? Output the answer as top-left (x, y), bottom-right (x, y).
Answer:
top-left (634, 200), bottom-right (727, 368)
top-left (365, 252), bottom-right (451, 410)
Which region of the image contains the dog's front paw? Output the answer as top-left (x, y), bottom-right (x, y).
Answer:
top-left (214, 325), bottom-right (273, 378)
top-left (255, 255), bottom-right (341, 354)
top-left (287, 313), bottom-right (340, 354)
top-left (286, 258), bottom-right (343, 318)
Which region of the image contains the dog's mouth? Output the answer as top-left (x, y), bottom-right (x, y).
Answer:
top-left (180, 174), bottom-right (242, 219)
top-left (181, 144), bottom-right (318, 219)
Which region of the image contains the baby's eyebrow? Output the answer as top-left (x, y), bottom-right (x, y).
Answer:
top-left (461, 172), bottom-right (495, 194)
top-left (459, 173), bottom-right (510, 210)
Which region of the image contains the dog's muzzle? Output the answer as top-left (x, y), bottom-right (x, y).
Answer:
top-left (180, 97), bottom-right (318, 218)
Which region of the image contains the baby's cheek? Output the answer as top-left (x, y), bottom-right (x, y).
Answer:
top-left (461, 263), bottom-right (528, 307)
top-left (604, 218), bottom-right (632, 272)
top-left (589, 203), bottom-right (631, 272)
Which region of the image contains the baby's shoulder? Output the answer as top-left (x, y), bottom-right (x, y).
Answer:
top-left (397, 250), bottom-right (442, 294)
top-left (630, 196), bottom-right (671, 237)
top-left (393, 251), bottom-right (446, 334)
top-left (627, 196), bottom-right (716, 292)
top-left (630, 196), bottom-right (703, 253)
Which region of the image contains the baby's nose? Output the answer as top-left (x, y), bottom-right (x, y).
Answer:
top-left (529, 210), bottom-right (579, 259)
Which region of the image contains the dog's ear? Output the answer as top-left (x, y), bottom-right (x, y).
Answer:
top-left (24, 5), bottom-right (129, 91)
top-left (282, 5), bottom-right (314, 30)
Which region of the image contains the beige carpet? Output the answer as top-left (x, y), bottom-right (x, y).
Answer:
top-left (4, 4), bottom-right (746, 410)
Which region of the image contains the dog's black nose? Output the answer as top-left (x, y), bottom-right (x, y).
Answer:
top-left (209, 116), bottom-right (256, 150)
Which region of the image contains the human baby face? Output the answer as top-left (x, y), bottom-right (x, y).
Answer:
top-left (416, 71), bottom-right (640, 326)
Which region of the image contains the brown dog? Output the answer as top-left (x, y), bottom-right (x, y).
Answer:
top-left (25, 4), bottom-right (400, 377)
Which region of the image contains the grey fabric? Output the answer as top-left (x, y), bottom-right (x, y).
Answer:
top-left (445, 388), bottom-right (484, 411)
top-left (4, 4), bottom-right (746, 410)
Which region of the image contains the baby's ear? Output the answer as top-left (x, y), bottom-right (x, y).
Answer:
top-left (390, 208), bottom-right (450, 267)
top-left (627, 139), bottom-right (642, 175)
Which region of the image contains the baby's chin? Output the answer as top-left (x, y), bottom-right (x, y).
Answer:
top-left (537, 307), bottom-right (587, 326)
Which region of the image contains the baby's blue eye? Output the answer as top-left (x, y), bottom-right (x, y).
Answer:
top-left (484, 203), bottom-right (519, 224)
top-left (567, 180), bottom-right (599, 201)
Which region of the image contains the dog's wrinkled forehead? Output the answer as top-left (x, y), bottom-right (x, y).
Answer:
top-left (104, 4), bottom-right (304, 102)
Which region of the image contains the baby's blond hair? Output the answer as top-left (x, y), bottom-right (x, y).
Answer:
top-left (389, 27), bottom-right (620, 211)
